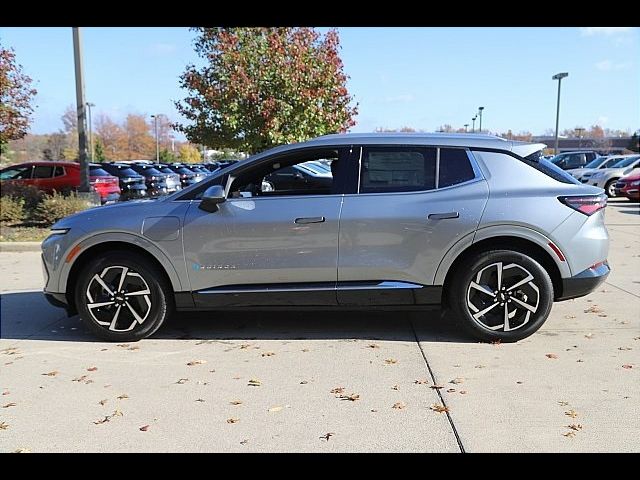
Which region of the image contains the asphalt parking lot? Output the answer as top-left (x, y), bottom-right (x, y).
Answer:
top-left (0, 198), bottom-right (638, 452)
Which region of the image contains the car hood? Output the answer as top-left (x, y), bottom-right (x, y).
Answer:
top-left (51, 198), bottom-right (161, 231)
top-left (567, 168), bottom-right (597, 176)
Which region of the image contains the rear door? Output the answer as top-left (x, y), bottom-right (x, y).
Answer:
top-left (337, 145), bottom-right (489, 305)
top-left (30, 165), bottom-right (55, 192)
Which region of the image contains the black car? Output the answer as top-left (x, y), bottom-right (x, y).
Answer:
top-left (127, 164), bottom-right (170, 197)
top-left (148, 164), bottom-right (183, 193)
top-left (100, 163), bottom-right (148, 200)
top-left (549, 151), bottom-right (598, 170)
top-left (165, 164), bottom-right (206, 187)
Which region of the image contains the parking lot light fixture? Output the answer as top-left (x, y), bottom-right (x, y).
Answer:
top-left (151, 114), bottom-right (159, 162)
top-left (552, 72), bottom-right (569, 155)
top-left (478, 106), bottom-right (485, 133)
top-left (464, 124), bottom-right (469, 132)
top-left (472, 116), bottom-right (477, 133)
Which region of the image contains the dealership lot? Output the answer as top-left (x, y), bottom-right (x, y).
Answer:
top-left (0, 199), bottom-right (638, 452)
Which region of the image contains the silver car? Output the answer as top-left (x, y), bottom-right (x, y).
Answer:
top-left (567, 155), bottom-right (626, 182)
top-left (587, 156), bottom-right (640, 197)
top-left (42, 133), bottom-right (610, 343)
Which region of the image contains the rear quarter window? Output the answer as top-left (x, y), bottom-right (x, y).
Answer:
top-left (439, 148), bottom-right (476, 188)
top-left (520, 151), bottom-right (580, 184)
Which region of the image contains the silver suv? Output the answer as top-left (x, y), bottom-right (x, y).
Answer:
top-left (42, 133), bottom-right (610, 342)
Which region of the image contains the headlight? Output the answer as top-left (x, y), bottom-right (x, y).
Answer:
top-left (49, 228), bottom-right (69, 236)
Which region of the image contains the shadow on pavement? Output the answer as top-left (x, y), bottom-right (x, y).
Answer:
top-left (0, 291), bottom-right (471, 343)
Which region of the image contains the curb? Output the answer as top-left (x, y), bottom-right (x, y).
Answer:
top-left (0, 242), bottom-right (42, 252)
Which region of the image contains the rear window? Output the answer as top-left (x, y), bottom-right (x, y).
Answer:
top-left (520, 151), bottom-right (580, 184)
top-left (90, 167), bottom-right (112, 177)
top-left (611, 157), bottom-right (638, 168)
top-left (33, 165), bottom-right (54, 178)
top-left (439, 149), bottom-right (476, 188)
top-left (138, 167), bottom-right (163, 176)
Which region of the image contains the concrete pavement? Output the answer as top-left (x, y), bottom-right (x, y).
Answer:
top-left (0, 199), bottom-right (638, 452)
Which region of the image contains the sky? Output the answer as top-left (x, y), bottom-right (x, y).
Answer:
top-left (0, 27), bottom-right (638, 140)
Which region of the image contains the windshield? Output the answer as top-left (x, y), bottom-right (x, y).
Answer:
top-left (89, 167), bottom-right (112, 177)
top-left (610, 157), bottom-right (639, 168)
top-left (585, 157), bottom-right (605, 169)
top-left (136, 167), bottom-right (163, 176)
top-left (549, 154), bottom-right (566, 164)
top-left (115, 167), bottom-right (140, 177)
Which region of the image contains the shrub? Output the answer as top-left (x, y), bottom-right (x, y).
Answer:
top-left (0, 183), bottom-right (44, 212)
top-left (34, 191), bottom-right (92, 226)
top-left (0, 196), bottom-right (25, 224)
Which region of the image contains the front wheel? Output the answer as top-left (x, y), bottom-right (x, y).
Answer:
top-left (75, 251), bottom-right (172, 341)
top-left (448, 250), bottom-right (554, 342)
top-left (605, 179), bottom-right (618, 197)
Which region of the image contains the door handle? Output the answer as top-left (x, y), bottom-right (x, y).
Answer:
top-left (294, 216), bottom-right (326, 224)
top-left (428, 212), bottom-right (459, 220)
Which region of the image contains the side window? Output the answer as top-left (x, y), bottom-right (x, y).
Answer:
top-left (439, 148), bottom-right (476, 188)
top-left (53, 166), bottom-right (65, 177)
top-left (360, 147), bottom-right (436, 193)
top-left (0, 166), bottom-right (32, 180)
top-left (32, 166), bottom-right (54, 178)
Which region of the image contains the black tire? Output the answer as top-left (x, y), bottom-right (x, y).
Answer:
top-left (605, 179), bottom-right (618, 198)
top-left (448, 249), bottom-right (554, 342)
top-left (75, 251), bottom-right (173, 342)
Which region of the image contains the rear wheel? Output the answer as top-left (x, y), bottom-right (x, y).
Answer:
top-left (75, 251), bottom-right (172, 341)
top-left (448, 249), bottom-right (554, 342)
top-left (605, 179), bottom-right (618, 197)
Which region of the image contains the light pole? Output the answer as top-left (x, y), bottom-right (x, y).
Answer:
top-left (478, 106), bottom-right (485, 133)
top-left (151, 114), bottom-right (159, 162)
top-left (472, 116), bottom-right (477, 133)
top-left (86, 102), bottom-right (95, 161)
top-left (552, 72), bottom-right (569, 155)
top-left (464, 124), bottom-right (469, 133)
top-left (72, 27), bottom-right (90, 192)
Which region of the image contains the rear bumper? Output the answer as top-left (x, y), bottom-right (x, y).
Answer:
top-left (100, 192), bottom-right (121, 203)
top-left (557, 262), bottom-right (610, 301)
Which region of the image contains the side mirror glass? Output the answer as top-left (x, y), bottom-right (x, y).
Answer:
top-left (199, 185), bottom-right (226, 212)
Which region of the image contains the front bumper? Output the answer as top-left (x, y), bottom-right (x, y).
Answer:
top-left (557, 262), bottom-right (610, 301)
top-left (44, 291), bottom-right (68, 309)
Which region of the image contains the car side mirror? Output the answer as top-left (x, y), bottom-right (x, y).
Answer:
top-left (294, 171), bottom-right (305, 181)
top-left (199, 185), bottom-right (226, 213)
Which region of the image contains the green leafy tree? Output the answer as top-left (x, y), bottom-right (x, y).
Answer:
top-left (159, 148), bottom-right (176, 163)
top-left (0, 45), bottom-right (37, 150)
top-left (94, 138), bottom-right (106, 162)
top-left (175, 28), bottom-right (358, 154)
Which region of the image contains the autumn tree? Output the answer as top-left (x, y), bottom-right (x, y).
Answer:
top-left (95, 114), bottom-right (126, 160)
top-left (124, 114), bottom-right (155, 160)
top-left (175, 28), bottom-right (358, 154)
top-left (178, 144), bottom-right (201, 163)
top-left (159, 148), bottom-right (176, 163)
top-left (0, 45), bottom-right (37, 150)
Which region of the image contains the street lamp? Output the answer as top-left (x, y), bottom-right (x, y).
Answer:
top-left (575, 127), bottom-right (585, 149)
top-left (464, 123), bottom-right (469, 133)
top-left (478, 106), bottom-right (485, 133)
top-left (86, 102), bottom-right (95, 161)
top-left (552, 72), bottom-right (569, 155)
top-left (150, 114), bottom-right (159, 162)
top-left (472, 116), bottom-right (477, 133)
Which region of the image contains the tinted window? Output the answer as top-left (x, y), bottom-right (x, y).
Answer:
top-left (116, 168), bottom-right (140, 177)
top-left (89, 167), bottom-right (111, 176)
top-left (33, 166), bottom-right (54, 178)
top-left (564, 153), bottom-right (586, 168)
top-left (439, 149), bottom-right (475, 188)
top-left (518, 151), bottom-right (579, 184)
top-left (0, 166), bottom-right (32, 180)
top-left (611, 157), bottom-right (638, 168)
top-left (360, 147), bottom-right (436, 193)
top-left (53, 166), bottom-right (65, 177)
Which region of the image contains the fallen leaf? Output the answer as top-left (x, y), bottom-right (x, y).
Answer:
top-left (474, 364), bottom-right (486, 369)
top-left (546, 353), bottom-right (559, 359)
top-left (100, 348), bottom-right (108, 352)
top-left (584, 333), bottom-right (594, 339)
top-left (371, 409), bottom-right (378, 412)
top-left (414, 379), bottom-right (429, 385)
top-left (384, 358), bottom-right (398, 365)
top-left (240, 439), bottom-right (249, 445)
top-left (577, 359), bottom-right (584, 362)
top-left (446, 388), bottom-right (456, 393)
top-left (598, 314), bottom-right (608, 318)
top-left (565, 410), bottom-right (578, 418)
top-left (1, 347), bottom-right (20, 355)
top-left (516, 381), bottom-right (523, 385)
top-left (12, 448), bottom-right (30, 453)
top-left (226, 418), bottom-right (239, 424)
top-left (195, 398), bottom-right (205, 403)
top-left (72, 375), bottom-right (88, 383)
top-left (42, 370), bottom-right (59, 376)
top-left (93, 409), bottom-right (123, 425)
top-left (300, 380), bottom-right (308, 385)
top-left (320, 432), bottom-right (334, 441)
top-left (175, 378), bottom-right (189, 384)
top-left (558, 401), bottom-right (569, 406)
top-left (248, 378), bottom-right (262, 387)
top-left (230, 400), bottom-right (243, 405)
top-left (459, 390), bottom-right (468, 395)
top-left (98, 399), bottom-right (108, 406)
top-left (563, 431), bottom-right (576, 438)
top-left (392, 402), bottom-right (406, 409)
top-left (128, 346), bottom-right (140, 351)
top-left (584, 305), bottom-right (603, 314)
top-left (261, 352), bottom-right (276, 357)
top-left (330, 387), bottom-right (345, 395)
top-left (367, 344), bottom-right (380, 349)
top-left (564, 314), bottom-right (576, 319)
top-left (301, 348), bottom-right (310, 352)
top-left (268, 406), bottom-right (283, 412)
top-left (113, 409), bottom-right (123, 417)
top-left (618, 347), bottom-right (632, 351)
top-left (339, 393), bottom-right (360, 401)
top-left (450, 377), bottom-right (464, 384)
top-left (0, 421), bottom-right (8, 430)
top-left (117, 394), bottom-right (129, 400)
top-left (186, 360), bottom-right (207, 366)
top-left (2, 403), bottom-right (17, 408)
top-left (430, 384), bottom-right (444, 390)
top-left (87, 366), bottom-right (98, 372)
top-left (2, 391), bottom-right (9, 396)
top-left (622, 364), bottom-right (633, 369)
top-left (391, 384), bottom-right (399, 391)
top-left (491, 339), bottom-right (501, 345)
top-left (239, 344), bottom-right (252, 349)
top-left (139, 425), bottom-right (150, 432)
top-left (116, 344), bottom-right (129, 348)
top-left (566, 424), bottom-right (583, 431)
top-left (634, 337), bottom-right (640, 341)
top-left (430, 404), bottom-right (449, 413)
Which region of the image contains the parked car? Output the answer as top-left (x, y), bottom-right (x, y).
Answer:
top-left (99, 163), bottom-right (148, 200)
top-left (165, 164), bottom-right (204, 187)
top-left (0, 161), bottom-right (120, 204)
top-left (263, 160), bottom-right (334, 192)
top-left (587, 156), bottom-right (640, 197)
top-left (148, 164), bottom-right (182, 193)
top-left (43, 134), bottom-right (611, 343)
top-left (200, 163), bottom-right (222, 173)
top-left (568, 155), bottom-right (628, 183)
top-left (126, 164), bottom-right (170, 197)
top-left (613, 171), bottom-right (640, 200)
top-left (549, 151), bottom-right (598, 170)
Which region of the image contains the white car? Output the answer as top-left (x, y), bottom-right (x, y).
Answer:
top-left (588, 156), bottom-right (640, 196)
top-left (568, 155), bottom-right (629, 183)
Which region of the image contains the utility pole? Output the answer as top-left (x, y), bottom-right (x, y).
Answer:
top-left (464, 124), bottom-right (469, 133)
top-left (478, 106), bottom-right (485, 133)
top-left (552, 72), bottom-right (569, 155)
top-left (86, 102), bottom-right (95, 161)
top-left (151, 114), bottom-right (159, 162)
top-left (72, 27), bottom-right (90, 192)
top-left (472, 116), bottom-right (477, 133)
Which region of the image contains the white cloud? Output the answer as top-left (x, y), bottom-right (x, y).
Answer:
top-left (147, 43), bottom-right (177, 56)
top-left (580, 27), bottom-right (634, 36)
top-left (595, 59), bottom-right (632, 71)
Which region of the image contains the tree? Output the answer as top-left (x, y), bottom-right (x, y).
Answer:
top-left (124, 114), bottom-right (155, 160)
top-left (94, 139), bottom-right (106, 162)
top-left (42, 132), bottom-right (67, 161)
top-left (178, 144), bottom-right (201, 163)
top-left (159, 148), bottom-right (176, 163)
top-left (628, 133), bottom-right (639, 153)
top-left (175, 27), bottom-right (358, 154)
top-left (61, 105), bottom-right (77, 133)
top-left (588, 125), bottom-right (605, 138)
top-left (0, 45), bottom-right (38, 148)
top-left (95, 113), bottom-right (127, 161)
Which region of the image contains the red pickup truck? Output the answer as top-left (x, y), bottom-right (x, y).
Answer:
top-left (0, 161), bottom-right (121, 203)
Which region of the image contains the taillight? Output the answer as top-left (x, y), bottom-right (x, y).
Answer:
top-left (558, 194), bottom-right (607, 216)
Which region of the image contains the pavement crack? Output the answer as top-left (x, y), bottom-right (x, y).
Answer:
top-left (604, 281), bottom-right (640, 299)
top-left (409, 318), bottom-right (465, 453)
